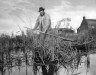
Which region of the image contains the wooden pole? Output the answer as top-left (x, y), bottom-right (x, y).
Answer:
top-left (25, 53), bottom-right (28, 75)
top-left (24, 27), bottom-right (73, 42)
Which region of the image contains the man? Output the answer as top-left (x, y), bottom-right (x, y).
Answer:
top-left (33, 7), bottom-right (51, 75)
top-left (33, 7), bottom-right (51, 34)
top-left (33, 7), bottom-right (51, 45)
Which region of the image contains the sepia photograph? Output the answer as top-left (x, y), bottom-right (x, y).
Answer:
top-left (0, 0), bottom-right (96, 75)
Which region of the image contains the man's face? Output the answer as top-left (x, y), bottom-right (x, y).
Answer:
top-left (40, 10), bottom-right (45, 16)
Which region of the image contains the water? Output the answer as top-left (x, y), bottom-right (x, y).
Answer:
top-left (1, 54), bottom-right (96, 75)
top-left (56, 54), bottom-right (96, 75)
top-left (4, 66), bottom-right (33, 75)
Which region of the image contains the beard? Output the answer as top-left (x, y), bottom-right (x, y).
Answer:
top-left (40, 12), bottom-right (45, 16)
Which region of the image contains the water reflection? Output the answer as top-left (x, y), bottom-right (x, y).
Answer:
top-left (1, 54), bottom-right (96, 75)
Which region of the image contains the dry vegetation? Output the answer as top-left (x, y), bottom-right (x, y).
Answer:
top-left (0, 25), bottom-right (96, 75)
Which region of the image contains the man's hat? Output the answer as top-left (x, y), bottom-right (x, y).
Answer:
top-left (39, 7), bottom-right (45, 12)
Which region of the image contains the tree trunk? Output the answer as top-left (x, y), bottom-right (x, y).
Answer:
top-left (42, 65), bottom-right (47, 75)
top-left (47, 65), bottom-right (55, 75)
top-left (33, 64), bottom-right (37, 75)
top-left (42, 65), bottom-right (55, 75)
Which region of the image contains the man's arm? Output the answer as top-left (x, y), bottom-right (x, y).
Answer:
top-left (44, 14), bottom-right (51, 33)
top-left (33, 16), bottom-right (39, 30)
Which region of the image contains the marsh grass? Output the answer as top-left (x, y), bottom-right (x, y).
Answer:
top-left (0, 20), bottom-right (96, 75)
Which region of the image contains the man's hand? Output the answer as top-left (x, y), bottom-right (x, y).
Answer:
top-left (33, 30), bottom-right (40, 35)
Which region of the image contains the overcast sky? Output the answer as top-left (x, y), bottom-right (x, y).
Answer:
top-left (0, 0), bottom-right (96, 35)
